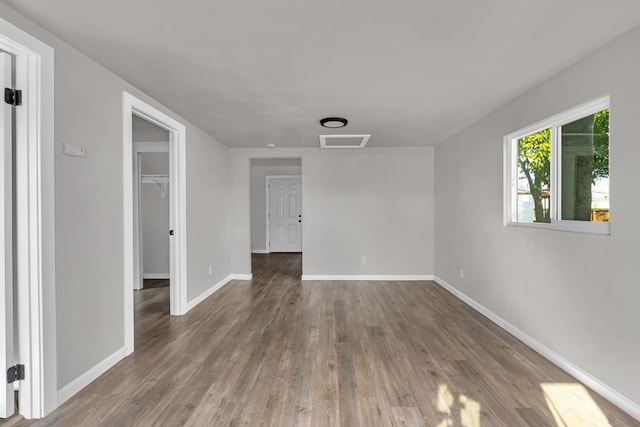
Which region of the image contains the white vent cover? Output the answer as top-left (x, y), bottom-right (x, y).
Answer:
top-left (319, 134), bottom-right (371, 148)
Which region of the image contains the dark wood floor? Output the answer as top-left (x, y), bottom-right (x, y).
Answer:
top-left (3, 253), bottom-right (638, 426)
top-left (142, 278), bottom-right (170, 289)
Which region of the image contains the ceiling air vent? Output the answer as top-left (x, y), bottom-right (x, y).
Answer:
top-left (319, 134), bottom-right (371, 149)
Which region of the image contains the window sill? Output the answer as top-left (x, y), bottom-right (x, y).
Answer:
top-left (506, 220), bottom-right (610, 235)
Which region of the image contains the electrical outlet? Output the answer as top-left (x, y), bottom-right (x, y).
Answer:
top-left (459, 268), bottom-right (464, 280)
top-left (208, 265), bottom-right (213, 276)
top-left (361, 256), bottom-right (367, 265)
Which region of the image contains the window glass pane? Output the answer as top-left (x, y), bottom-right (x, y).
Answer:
top-left (560, 109), bottom-right (609, 222)
top-left (517, 128), bottom-right (551, 223)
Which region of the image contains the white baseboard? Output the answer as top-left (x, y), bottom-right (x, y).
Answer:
top-left (183, 274), bottom-right (254, 313)
top-left (57, 272), bottom-right (255, 406)
top-left (433, 276), bottom-right (640, 422)
top-left (251, 249), bottom-right (269, 254)
top-left (301, 274), bottom-right (434, 281)
top-left (143, 273), bottom-right (170, 279)
top-left (57, 346), bottom-right (128, 406)
top-left (184, 275), bottom-right (232, 313)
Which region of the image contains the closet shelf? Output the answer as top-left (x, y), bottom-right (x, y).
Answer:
top-left (141, 175), bottom-right (169, 198)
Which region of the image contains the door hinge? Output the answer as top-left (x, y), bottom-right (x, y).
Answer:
top-left (7, 365), bottom-right (25, 383)
top-left (4, 88), bottom-right (22, 106)
top-left (169, 229), bottom-right (174, 236)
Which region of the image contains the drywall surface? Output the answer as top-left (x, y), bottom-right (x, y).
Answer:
top-left (250, 158), bottom-right (301, 251)
top-left (140, 153), bottom-right (170, 277)
top-left (185, 125), bottom-right (230, 302)
top-left (435, 25), bottom-right (640, 408)
top-left (132, 115), bottom-right (169, 142)
top-left (230, 147), bottom-right (434, 276)
top-left (0, 4), bottom-right (231, 392)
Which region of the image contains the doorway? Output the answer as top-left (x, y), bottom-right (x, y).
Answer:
top-left (132, 116), bottom-right (170, 302)
top-left (249, 158), bottom-right (302, 275)
top-left (123, 92), bottom-right (187, 355)
top-left (0, 17), bottom-right (56, 419)
top-left (138, 151), bottom-right (170, 288)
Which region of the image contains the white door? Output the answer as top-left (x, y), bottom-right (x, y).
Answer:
top-left (0, 52), bottom-right (15, 418)
top-left (268, 177), bottom-right (302, 252)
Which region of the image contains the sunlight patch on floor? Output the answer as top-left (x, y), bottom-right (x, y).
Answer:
top-left (437, 383), bottom-right (454, 416)
top-left (459, 394), bottom-right (481, 427)
top-left (541, 383), bottom-right (611, 427)
top-left (437, 383), bottom-right (481, 427)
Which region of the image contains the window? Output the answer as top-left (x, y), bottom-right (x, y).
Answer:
top-left (505, 97), bottom-right (610, 234)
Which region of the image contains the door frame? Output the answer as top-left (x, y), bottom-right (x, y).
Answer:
top-left (123, 92), bottom-right (187, 356)
top-left (0, 17), bottom-right (56, 418)
top-left (132, 141), bottom-right (169, 291)
top-left (0, 51), bottom-right (12, 419)
top-left (265, 175), bottom-right (301, 253)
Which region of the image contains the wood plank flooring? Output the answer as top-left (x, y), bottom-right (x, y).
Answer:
top-left (142, 278), bottom-right (170, 289)
top-left (3, 253), bottom-right (638, 426)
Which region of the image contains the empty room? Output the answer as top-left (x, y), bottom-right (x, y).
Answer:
top-left (0, 1), bottom-right (639, 426)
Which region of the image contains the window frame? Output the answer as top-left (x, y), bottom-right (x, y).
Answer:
top-left (504, 96), bottom-right (610, 235)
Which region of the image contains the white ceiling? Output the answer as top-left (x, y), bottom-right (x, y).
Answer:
top-left (3, 0), bottom-right (640, 148)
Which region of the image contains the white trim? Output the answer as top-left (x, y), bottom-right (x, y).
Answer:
top-left (433, 276), bottom-right (640, 422)
top-left (132, 152), bottom-right (143, 291)
top-left (132, 141), bottom-right (169, 153)
top-left (184, 275), bottom-right (232, 313)
top-left (251, 249), bottom-right (269, 254)
top-left (142, 273), bottom-right (170, 280)
top-left (0, 52), bottom-right (13, 419)
top-left (319, 134), bottom-right (371, 148)
top-left (505, 219), bottom-right (610, 235)
top-left (551, 125), bottom-right (560, 222)
top-left (301, 275), bottom-right (434, 281)
top-left (502, 133), bottom-right (511, 227)
top-left (123, 92), bottom-right (188, 358)
top-left (183, 274), bottom-right (253, 313)
top-left (0, 17), bottom-right (56, 418)
top-left (56, 346), bottom-right (127, 406)
top-left (265, 175), bottom-right (302, 254)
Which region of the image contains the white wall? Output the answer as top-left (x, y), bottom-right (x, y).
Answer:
top-left (185, 126), bottom-right (230, 302)
top-left (250, 158), bottom-right (301, 251)
top-left (132, 115), bottom-right (169, 142)
top-left (435, 25), bottom-right (640, 411)
top-left (230, 147), bottom-right (434, 277)
top-left (140, 153), bottom-right (170, 278)
top-left (0, 3), bottom-right (231, 396)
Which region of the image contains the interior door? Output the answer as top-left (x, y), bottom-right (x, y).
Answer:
top-left (0, 51), bottom-right (15, 418)
top-left (268, 177), bottom-right (302, 252)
